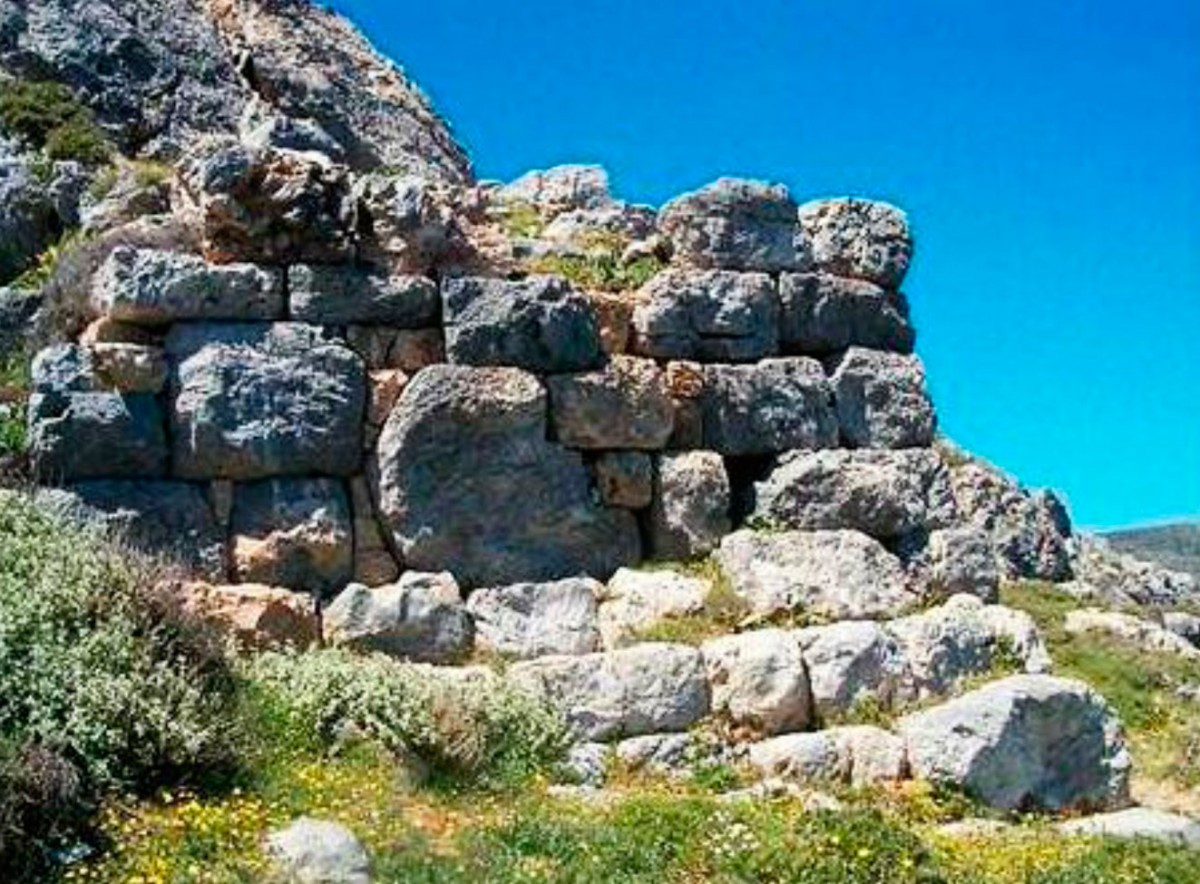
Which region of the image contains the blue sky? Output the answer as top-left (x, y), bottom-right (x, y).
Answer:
top-left (331, 0), bottom-right (1199, 530)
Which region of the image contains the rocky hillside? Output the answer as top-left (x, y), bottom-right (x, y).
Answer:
top-left (1106, 523), bottom-right (1200, 581)
top-left (1, 2), bottom-right (1198, 881)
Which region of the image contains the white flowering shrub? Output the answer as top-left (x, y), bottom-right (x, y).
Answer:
top-left (248, 648), bottom-right (568, 784)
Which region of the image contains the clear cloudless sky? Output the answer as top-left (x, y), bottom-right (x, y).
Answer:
top-left (330, 0), bottom-right (1199, 530)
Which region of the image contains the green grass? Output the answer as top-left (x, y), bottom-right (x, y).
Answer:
top-left (527, 251), bottom-right (663, 293)
top-left (0, 80), bottom-right (111, 166)
top-left (631, 558), bottom-right (753, 646)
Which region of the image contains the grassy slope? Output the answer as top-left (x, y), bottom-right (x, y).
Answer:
top-left (1104, 524), bottom-right (1200, 581)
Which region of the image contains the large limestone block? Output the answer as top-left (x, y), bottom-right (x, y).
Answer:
top-left (508, 643), bottom-right (710, 740)
top-left (264, 817), bottom-right (371, 884)
top-left (778, 272), bottom-right (914, 355)
top-left (598, 567), bottom-right (711, 649)
top-left (886, 595), bottom-right (1052, 702)
top-left (831, 348), bottom-right (936, 449)
top-left (701, 359), bottom-right (838, 456)
top-left (716, 529), bottom-right (919, 621)
top-left (231, 478), bottom-right (353, 595)
top-left (658, 179), bottom-right (806, 273)
top-left (92, 247), bottom-right (284, 326)
top-left (166, 323), bottom-right (365, 480)
top-left (1057, 808), bottom-right (1200, 848)
top-left (178, 582), bottom-right (318, 651)
top-left (922, 526), bottom-right (1001, 602)
top-left (648, 451), bottom-right (731, 559)
top-left (594, 451), bottom-right (653, 509)
top-left (36, 480), bottom-right (225, 581)
top-left (32, 342), bottom-right (167, 395)
top-left (701, 629), bottom-right (813, 735)
top-left (28, 391), bottom-right (167, 480)
top-left (374, 364), bottom-right (640, 588)
top-left (546, 356), bottom-right (675, 450)
top-left (750, 448), bottom-right (957, 539)
top-left (898, 675), bottom-right (1132, 812)
top-left (748, 726), bottom-right (907, 787)
top-left (324, 572), bottom-right (473, 664)
top-left (442, 276), bottom-right (604, 373)
top-left (499, 165), bottom-right (613, 213)
top-left (794, 621), bottom-right (907, 718)
top-left (797, 199), bottom-right (913, 289)
top-left (289, 265), bottom-right (439, 327)
top-left (466, 577), bottom-right (603, 659)
top-left (629, 269), bottom-right (779, 362)
top-left (178, 141), bottom-right (356, 264)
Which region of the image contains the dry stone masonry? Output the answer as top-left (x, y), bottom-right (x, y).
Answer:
top-left (21, 128), bottom-right (1191, 817)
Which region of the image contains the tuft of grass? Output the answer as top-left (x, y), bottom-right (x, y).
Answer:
top-left (527, 251), bottom-right (663, 293)
top-left (494, 198), bottom-right (546, 239)
top-left (632, 558), bottom-right (753, 646)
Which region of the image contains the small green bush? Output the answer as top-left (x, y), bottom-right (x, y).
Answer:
top-left (0, 80), bottom-right (111, 166)
top-left (0, 492), bottom-right (242, 876)
top-left (247, 648), bottom-right (568, 787)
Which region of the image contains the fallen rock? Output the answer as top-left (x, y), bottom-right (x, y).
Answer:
top-left (178, 582), bottom-right (318, 650)
top-left (794, 621), bottom-right (907, 718)
top-left (597, 567), bottom-right (712, 648)
top-left (716, 529), bottom-right (919, 621)
top-left (797, 199), bottom-right (913, 289)
top-left (35, 480), bottom-right (225, 580)
top-left (546, 356), bottom-right (675, 449)
top-left (91, 247), bottom-right (283, 326)
top-left (1064, 609), bottom-right (1200, 659)
top-left (508, 643), bottom-right (710, 741)
top-left (750, 448), bottom-right (956, 539)
top-left (324, 573), bottom-right (473, 664)
top-left (701, 358), bottom-right (838, 456)
top-left (1057, 808), bottom-right (1200, 848)
top-left (265, 817), bottom-right (371, 884)
top-left (701, 629), bottom-right (813, 735)
top-left (167, 323), bottom-right (365, 480)
top-left (830, 348), bottom-right (936, 449)
top-left (898, 674), bottom-right (1132, 812)
top-left (442, 276), bottom-right (604, 373)
top-left (658, 179), bottom-right (805, 272)
top-left (374, 364), bottom-right (640, 588)
top-left (466, 577), bottom-right (603, 659)
top-left (231, 478), bottom-right (353, 595)
top-left (289, 266), bottom-right (439, 327)
top-left (594, 451), bottom-right (653, 509)
top-left (648, 451), bottom-right (731, 559)
top-left (629, 269), bottom-right (779, 362)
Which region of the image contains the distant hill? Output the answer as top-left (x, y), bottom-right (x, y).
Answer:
top-left (1104, 523), bottom-right (1200, 580)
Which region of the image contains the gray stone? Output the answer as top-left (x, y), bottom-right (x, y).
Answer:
top-left (797, 199), bottom-right (913, 289)
top-left (166, 323), bottom-right (365, 480)
top-left (241, 109), bottom-right (347, 162)
top-left (778, 272), bottom-right (914, 355)
top-left (1068, 533), bottom-right (1195, 607)
top-left (177, 141), bottom-right (356, 264)
top-left (324, 573), bottom-right (472, 664)
top-left (374, 364), bottom-right (639, 588)
top-left (716, 529), bottom-right (919, 621)
top-left (231, 478), bottom-right (352, 595)
top-left (0, 286), bottom-right (40, 358)
top-left (264, 817), bottom-right (371, 884)
top-left (750, 448), bottom-right (957, 539)
top-left (28, 391), bottom-right (167, 480)
top-left (613, 733), bottom-right (700, 776)
top-left (467, 577), bottom-right (603, 659)
top-left (346, 326), bottom-right (445, 372)
top-left (794, 621), bottom-right (907, 718)
top-left (35, 480), bottom-right (225, 580)
top-left (701, 358), bottom-right (838, 456)
top-left (887, 595), bottom-right (1052, 702)
top-left (594, 452), bottom-right (653, 509)
top-left (442, 276), bottom-right (604, 373)
top-left (648, 451), bottom-right (731, 559)
top-left (355, 174), bottom-right (460, 273)
top-left (33, 343), bottom-right (167, 396)
top-left (289, 266), bottom-right (439, 327)
top-left (951, 462), bottom-right (1073, 582)
top-left (500, 165), bottom-right (613, 213)
top-left (540, 205), bottom-right (657, 245)
top-left (748, 726), bottom-right (907, 787)
top-left (597, 567), bottom-right (712, 649)
top-left (561, 742), bottom-right (609, 786)
top-left (701, 629), bottom-right (813, 735)
top-left (658, 179), bottom-right (806, 272)
top-left (546, 356), bottom-right (674, 450)
top-left (0, 150), bottom-right (82, 284)
top-left (831, 348), bottom-right (936, 449)
top-left (629, 269), bottom-right (779, 362)
top-left (1057, 808), bottom-right (1200, 848)
top-left (1164, 612), bottom-right (1200, 647)
top-left (1064, 609), bottom-right (1200, 659)
top-left (898, 675), bottom-right (1132, 812)
top-left (508, 643), bottom-right (710, 741)
top-left (923, 527), bottom-right (1001, 602)
top-left (91, 247), bottom-right (284, 326)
